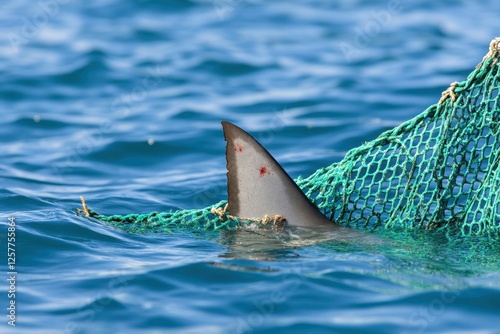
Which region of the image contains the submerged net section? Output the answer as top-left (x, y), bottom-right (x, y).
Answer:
top-left (83, 38), bottom-right (500, 238)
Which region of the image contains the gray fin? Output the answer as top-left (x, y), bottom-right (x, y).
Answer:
top-left (221, 121), bottom-right (333, 227)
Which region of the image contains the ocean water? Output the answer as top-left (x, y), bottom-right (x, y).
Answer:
top-left (1, 0), bottom-right (500, 333)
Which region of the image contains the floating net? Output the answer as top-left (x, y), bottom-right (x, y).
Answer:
top-left (81, 38), bottom-right (500, 238)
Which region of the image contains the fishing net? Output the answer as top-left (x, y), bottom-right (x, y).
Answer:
top-left (81, 38), bottom-right (500, 238)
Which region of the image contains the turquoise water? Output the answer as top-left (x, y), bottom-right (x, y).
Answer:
top-left (1, 0), bottom-right (500, 333)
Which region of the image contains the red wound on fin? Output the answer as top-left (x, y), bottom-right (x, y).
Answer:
top-left (235, 144), bottom-right (243, 153)
top-left (259, 166), bottom-right (270, 176)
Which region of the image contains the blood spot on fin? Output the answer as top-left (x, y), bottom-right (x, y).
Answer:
top-left (235, 144), bottom-right (243, 153)
top-left (259, 166), bottom-right (270, 176)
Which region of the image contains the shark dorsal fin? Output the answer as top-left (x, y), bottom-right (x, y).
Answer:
top-left (222, 121), bottom-right (332, 227)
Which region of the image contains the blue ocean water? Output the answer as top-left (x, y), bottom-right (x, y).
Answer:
top-left (1, 0), bottom-right (500, 333)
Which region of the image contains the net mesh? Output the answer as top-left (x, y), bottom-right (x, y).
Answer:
top-left (83, 38), bottom-right (500, 238)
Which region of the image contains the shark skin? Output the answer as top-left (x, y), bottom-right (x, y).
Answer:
top-left (222, 121), bottom-right (336, 228)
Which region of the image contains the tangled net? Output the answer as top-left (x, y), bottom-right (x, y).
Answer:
top-left (81, 38), bottom-right (500, 238)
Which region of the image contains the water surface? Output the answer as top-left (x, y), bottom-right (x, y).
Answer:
top-left (1, 0), bottom-right (500, 333)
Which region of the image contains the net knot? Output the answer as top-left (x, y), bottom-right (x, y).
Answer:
top-left (261, 214), bottom-right (287, 231)
top-left (210, 203), bottom-right (286, 230)
top-left (438, 81), bottom-right (458, 104)
top-left (480, 37), bottom-right (500, 66)
top-left (211, 203), bottom-right (231, 221)
top-left (78, 196), bottom-right (91, 217)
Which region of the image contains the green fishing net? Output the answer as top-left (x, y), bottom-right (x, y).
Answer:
top-left (82, 38), bottom-right (500, 238)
